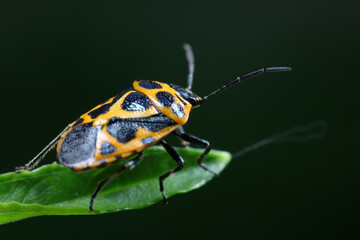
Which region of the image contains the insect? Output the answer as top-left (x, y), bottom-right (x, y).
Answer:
top-left (16, 44), bottom-right (291, 211)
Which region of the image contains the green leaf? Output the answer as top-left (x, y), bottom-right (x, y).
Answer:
top-left (0, 146), bottom-right (231, 225)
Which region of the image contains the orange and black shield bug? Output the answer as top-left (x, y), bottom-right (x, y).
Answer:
top-left (16, 44), bottom-right (291, 211)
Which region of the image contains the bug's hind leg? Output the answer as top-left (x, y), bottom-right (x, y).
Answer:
top-left (15, 125), bottom-right (70, 172)
top-left (173, 131), bottom-right (218, 177)
top-left (89, 152), bottom-right (144, 211)
top-left (159, 140), bottom-right (185, 204)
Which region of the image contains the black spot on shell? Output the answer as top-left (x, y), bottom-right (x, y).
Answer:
top-left (106, 114), bottom-right (176, 144)
top-left (58, 123), bottom-right (98, 165)
top-left (139, 114), bottom-right (177, 132)
top-left (156, 91), bottom-right (175, 107)
top-left (121, 92), bottom-right (152, 111)
top-left (88, 104), bottom-right (111, 119)
top-left (135, 114), bottom-right (177, 132)
top-left (141, 137), bottom-right (155, 145)
top-left (107, 121), bottom-right (138, 144)
top-left (138, 81), bottom-right (163, 89)
top-left (100, 142), bottom-right (117, 155)
top-left (172, 104), bottom-right (185, 118)
top-left (88, 88), bottom-right (133, 119)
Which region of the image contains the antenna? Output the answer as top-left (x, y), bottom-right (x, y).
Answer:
top-left (202, 67), bottom-right (292, 102)
top-left (183, 43), bottom-right (195, 90)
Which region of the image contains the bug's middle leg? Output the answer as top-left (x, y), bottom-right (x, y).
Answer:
top-left (159, 140), bottom-right (185, 204)
top-left (89, 152), bottom-right (144, 211)
top-left (173, 131), bottom-right (218, 177)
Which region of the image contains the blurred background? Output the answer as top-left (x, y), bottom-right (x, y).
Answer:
top-left (0, 0), bottom-right (358, 239)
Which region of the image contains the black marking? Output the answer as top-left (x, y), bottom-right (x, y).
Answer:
top-left (58, 123), bottom-right (98, 165)
top-left (141, 137), bottom-right (155, 145)
top-left (139, 114), bottom-right (177, 132)
top-left (88, 88), bottom-right (133, 119)
top-left (88, 104), bottom-right (112, 119)
top-left (73, 118), bottom-right (84, 127)
top-left (172, 104), bottom-right (185, 118)
top-left (175, 93), bottom-right (187, 106)
top-left (100, 142), bottom-right (117, 155)
top-left (121, 92), bottom-right (152, 111)
top-left (138, 80), bottom-right (163, 89)
top-left (156, 91), bottom-right (175, 107)
top-left (107, 114), bottom-right (177, 144)
top-left (107, 121), bottom-right (138, 144)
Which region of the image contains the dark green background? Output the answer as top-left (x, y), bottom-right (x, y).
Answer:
top-left (0, 0), bottom-right (358, 239)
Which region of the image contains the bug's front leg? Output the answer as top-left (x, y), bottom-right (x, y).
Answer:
top-left (172, 131), bottom-right (218, 177)
top-left (159, 140), bottom-right (185, 204)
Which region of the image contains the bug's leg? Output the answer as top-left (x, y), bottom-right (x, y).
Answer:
top-left (159, 140), bottom-right (185, 204)
top-left (174, 126), bottom-right (190, 147)
top-left (15, 125), bottom-right (71, 172)
top-left (89, 152), bottom-right (144, 211)
top-left (173, 131), bottom-right (218, 177)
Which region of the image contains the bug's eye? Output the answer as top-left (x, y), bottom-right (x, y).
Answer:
top-left (188, 98), bottom-right (197, 106)
top-left (188, 96), bottom-right (202, 106)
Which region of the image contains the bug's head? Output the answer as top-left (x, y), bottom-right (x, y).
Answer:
top-left (169, 83), bottom-right (202, 107)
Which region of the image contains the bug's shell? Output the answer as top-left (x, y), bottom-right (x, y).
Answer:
top-left (56, 80), bottom-right (192, 172)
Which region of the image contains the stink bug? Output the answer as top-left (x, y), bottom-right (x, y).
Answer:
top-left (16, 44), bottom-right (291, 211)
